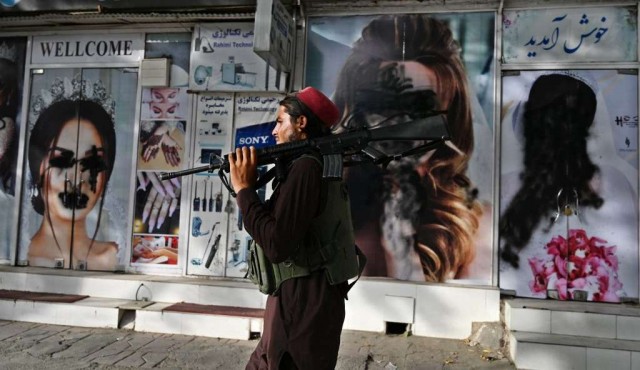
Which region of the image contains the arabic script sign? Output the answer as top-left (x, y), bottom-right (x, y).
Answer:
top-left (189, 23), bottom-right (286, 91)
top-left (503, 7), bottom-right (637, 63)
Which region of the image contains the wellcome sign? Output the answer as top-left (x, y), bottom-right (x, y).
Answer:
top-left (32, 34), bottom-right (144, 64)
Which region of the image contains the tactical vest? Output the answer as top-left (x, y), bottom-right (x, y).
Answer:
top-left (247, 156), bottom-right (365, 295)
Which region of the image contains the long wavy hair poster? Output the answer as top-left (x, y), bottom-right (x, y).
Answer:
top-left (499, 70), bottom-right (638, 302)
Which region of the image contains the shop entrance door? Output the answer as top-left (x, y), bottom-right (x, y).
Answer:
top-left (18, 67), bottom-right (138, 271)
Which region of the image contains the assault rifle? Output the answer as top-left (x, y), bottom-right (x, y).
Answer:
top-left (159, 112), bottom-right (456, 196)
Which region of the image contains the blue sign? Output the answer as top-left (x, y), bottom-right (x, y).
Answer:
top-left (234, 121), bottom-right (276, 149)
top-left (0, 0), bottom-right (20, 7)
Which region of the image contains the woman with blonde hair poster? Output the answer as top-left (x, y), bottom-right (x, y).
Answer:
top-left (332, 14), bottom-right (493, 282)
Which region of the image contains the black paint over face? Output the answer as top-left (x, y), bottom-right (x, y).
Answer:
top-left (346, 63), bottom-right (438, 130)
top-left (49, 145), bottom-right (107, 191)
top-left (48, 145), bottom-right (106, 210)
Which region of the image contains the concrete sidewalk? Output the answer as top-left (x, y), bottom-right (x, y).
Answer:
top-left (0, 320), bottom-right (514, 369)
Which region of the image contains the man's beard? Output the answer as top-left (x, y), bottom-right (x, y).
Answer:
top-left (287, 130), bottom-right (305, 143)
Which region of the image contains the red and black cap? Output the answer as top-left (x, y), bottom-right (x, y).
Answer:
top-left (296, 86), bottom-right (340, 128)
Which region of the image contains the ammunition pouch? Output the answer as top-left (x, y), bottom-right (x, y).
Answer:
top-left (247, 239), bottom-right (366, 296)
top-left (248, 241), bottom-right (311, 295)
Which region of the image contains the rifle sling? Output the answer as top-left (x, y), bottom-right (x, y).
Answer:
top-left (255, 166), bottom-right (278, 190)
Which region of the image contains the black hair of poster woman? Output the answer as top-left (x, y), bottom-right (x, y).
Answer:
top-left (499, 73), bottom-right (604, 268)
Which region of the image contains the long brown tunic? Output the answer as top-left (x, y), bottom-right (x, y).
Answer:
top-left (238, 157), bottom-right (347, 370)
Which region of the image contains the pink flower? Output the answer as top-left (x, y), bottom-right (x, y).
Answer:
top-left (528, 257), bottom-right (549, 295)
top-left (527, 229), bottom-right (624, 302)
top-left (554, 276), bottom-right (568, 300)
top-left (570, 277), bottom-right (586, 290)
top-left (546, 235), bottom-right (568, 258)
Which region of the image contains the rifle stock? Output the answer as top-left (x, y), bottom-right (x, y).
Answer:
top-left (159, 113), bottom-right (450, 183)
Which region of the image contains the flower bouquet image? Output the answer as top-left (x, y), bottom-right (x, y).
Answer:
top-left (528, 229), bottom-right (624, 302)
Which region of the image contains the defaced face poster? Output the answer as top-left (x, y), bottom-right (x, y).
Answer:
top-left (499, 70), bottom-right (638, 302)
top-left (306, 13), bottom-right (496, 285)
top-left (18, 67), bottom-right (138, 271)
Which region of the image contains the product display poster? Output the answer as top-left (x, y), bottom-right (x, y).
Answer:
top-left (189, 23), bottom-right (286, 92)
top-left (132, 235), bottom-right (178, 265)
top-left (18, 67), bottom-right (137, 271)
top-left (132, 112), bottom-right (186, 267)
top-left (225, 92), bottom-right (282, 278)
top-left (140, 87), bottom-right (189, 121)
top-left (306, 13), bottom-right (495, 284)
top-left (130, 35), bottom-right (192, 269)
top-left (499, 70), bottom-right (638, 302)
top-left (132, 171), bottom-right (181, 235)
top-left (186, 92), bottom-right (234, 276)
top-left (0, 37), bottom-right (27, 262)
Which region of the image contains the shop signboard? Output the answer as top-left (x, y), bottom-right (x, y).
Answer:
top-left (190, 23), bottom-right (286, 92)
top-left (32, 34), bottom-right (144, 64)
top-left (503, 7), bottom-right (637, 63)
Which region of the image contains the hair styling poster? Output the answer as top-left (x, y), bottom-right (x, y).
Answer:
top-left (499, 70), bottom-right (638, 302)
top-left (306, 13), bottom-right (496, 284)
top-left (18, 67), bottom-right (137, 271)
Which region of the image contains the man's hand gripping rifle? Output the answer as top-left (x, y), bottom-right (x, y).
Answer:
top-left (159, 111), bottom-right (458, 196)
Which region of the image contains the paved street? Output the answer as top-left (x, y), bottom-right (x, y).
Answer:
top-left (0, 320), bottom-right (515, 369)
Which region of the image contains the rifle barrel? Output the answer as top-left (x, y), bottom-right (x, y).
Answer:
top-left (368, 114), bottom-right (449, 141)
top-left (158, 113), bottom-right (449, 181)
top-left (160, 164), bottom-right (217, 181)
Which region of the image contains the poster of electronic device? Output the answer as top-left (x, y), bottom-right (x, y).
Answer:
top-left (224, 92), bottom-right (282, 278)
top-left (189, 23), bottom-right (287, 92)
top-left (185, 93), bottom-right (234, 276)
top-left (187, 175), bottom-right (230, 276)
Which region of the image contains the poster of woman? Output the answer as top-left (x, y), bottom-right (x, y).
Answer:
top-left (18, 68), bottom-right (137, 271)
top-left (499, 70), bottom-right (638, 302)
top-left (0, 37), bottom-right (26, 262)
top-left (306, 13), bottom-right (495, 284)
